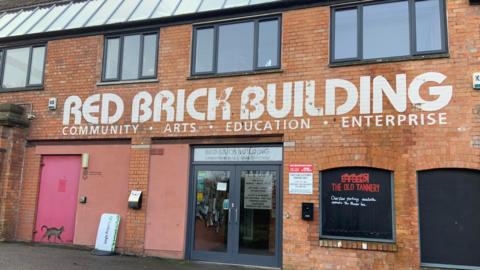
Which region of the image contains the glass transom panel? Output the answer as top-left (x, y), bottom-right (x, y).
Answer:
top-left (28, 3), bottom-right (69, 34)
top-left (0, 13), bottom-right (19, 32)
top-left (128, 0), bottom-right (161, 21)
top-left (198, 0), bottom-right (225, 12)
top-left (174, 0), bottom-right (202, 15)
top-left (107, 0), bottom-right (142, 24)
top-left (44, 3), bottom-right (84, 32)
top-left (65, 0), bottom-right (105, 29)
top-left (85, 0), bottom-right (123, 27)
top-left (0, 9), bottom-right (35, 37)
top-left (0, 0), bottom-right (280, 39)
top-left (10, 7), bottom-right (51, 36)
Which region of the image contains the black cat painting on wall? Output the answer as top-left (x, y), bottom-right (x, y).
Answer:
top-left (41, 225), bottom-right (64, 242)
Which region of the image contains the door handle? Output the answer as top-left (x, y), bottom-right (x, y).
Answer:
top-left (228, 208), bottom-right (231, 224)
top-left (235, 208), bottom-right (238, 224)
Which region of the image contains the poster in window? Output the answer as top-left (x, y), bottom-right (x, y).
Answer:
top-left (244, 173), bottom-right (273, 210)
top-left (321, 167), bottom-right (394, 241)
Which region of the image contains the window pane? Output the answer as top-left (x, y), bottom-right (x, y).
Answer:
top-left (2, 48), bottom-right (30, 88)
top-left (363, 1), bottom-right (410, 59)
top-left (121, 35), bottom-right (141, 80)
top-left (174, 0), bottom-right (202, 15)
top-left (104, 38), bottom-right (120, 79)
top-left (29, 47), bottom-right (46, 85)
top-left (129, 0), bottom-right (162, 21)
top-left (45, 3), bottom-right (83, 32)
top-left (334, 9), bottom-right (357, 60)
top-left (0, 9), bottom-right (34, 37)
top-left (28, 3), bottom-right (69, 34)
top-left (218, 22), bottom-right (254, 73)
top-left (0, 13), bottom-right (18, 32)
top-left (257, 20), bottom-right (279, 68)
top-left (416, 0), bottom-right (442, 52)
top-left (108, 0), bottom-right (142, 24)
top-left (151, 0), bottom-right (180, 18)
top-left (193, 170), bottom-right (231, 252)
top-left (12, 7), bottom-right (50, 36)
top-left (198, 0), bottom-right (225, 12)
top-left (194, 28), bottom-right (214, 73)
top-left (86, 0), bottom-right (122, 26)
top-left (224, 0), bottom-right (249, 8)
top-left (66, 0), bottom-right (104, 29)
top-left (141, 34), bottom-right (158, 77)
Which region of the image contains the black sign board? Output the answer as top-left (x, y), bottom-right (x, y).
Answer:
top-left (320, 167), bottom-right (394, 241)
top-left (418, 169), bottom-right (480, 268)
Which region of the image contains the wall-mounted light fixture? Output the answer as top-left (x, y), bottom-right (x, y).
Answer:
top-left (82, 153), bottom-right (89, 179)
top-left (48, 98), bottom-right (57, 110)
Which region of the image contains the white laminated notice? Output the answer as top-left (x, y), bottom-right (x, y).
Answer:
top-left (289, 164), bottom-right (314, 195)
top-left (244, 173), bottom-right (273, 209)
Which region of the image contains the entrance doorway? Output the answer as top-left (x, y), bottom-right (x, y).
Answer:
top-left (34, 156), bottom-right (81, 244)
top-left (187, 146), bottom-right (282, 267)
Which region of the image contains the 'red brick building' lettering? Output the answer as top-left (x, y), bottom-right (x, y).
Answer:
top-left (0, 0), bottom-right (478, 269)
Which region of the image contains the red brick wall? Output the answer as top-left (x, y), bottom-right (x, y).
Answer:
top-left (1, 0), bottom-right (478, 269)
top-left (125, 138), bottom-right (151, 255)
top-left (0, 126), bottom-right (28, 241)
top-left (15, 147), bottom-right (41, 241)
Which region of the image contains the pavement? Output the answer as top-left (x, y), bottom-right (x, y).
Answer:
top-left (0, 242), bottom-right (261, 270)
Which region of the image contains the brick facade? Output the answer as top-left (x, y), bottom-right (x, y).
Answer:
top-left (0, 105), bottom-right (29, 241)
top-left (0, 0), bottom-right (478, 269)
top-left (125, 140), bottom-right (151, 255)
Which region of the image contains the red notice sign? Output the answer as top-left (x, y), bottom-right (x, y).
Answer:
top-left (288, 164), bottom-right (314, 195)
top-left (289, 164), bottom-right (313, 173)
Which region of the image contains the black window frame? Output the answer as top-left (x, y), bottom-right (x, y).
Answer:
top-left (0, 44), bottom-right (47, 92)
top-left (319, 167), bottom-right (396, 243)
top-left (101, 31), bottom-right (159, 82)
top-left (191, 15), bottom-right (282, 77)
top-left (330, 0), bottom-right (448, 65)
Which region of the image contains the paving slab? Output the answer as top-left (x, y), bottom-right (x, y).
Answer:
top-left (0, 242), bottom-right (262, 270)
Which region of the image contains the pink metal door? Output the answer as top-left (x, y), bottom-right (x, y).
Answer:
top-left (34, 156), bottom-right (81, 244)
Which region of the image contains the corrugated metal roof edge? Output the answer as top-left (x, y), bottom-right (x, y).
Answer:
top-left (0, 0), bottom-right (346, 45)
top-left (0, 0), bottom-right (71, 13)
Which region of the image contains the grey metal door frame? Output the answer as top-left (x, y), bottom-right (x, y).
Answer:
top-left (186, 148), bottom-right (282, 268)
top-left (188, 165), bottom-right (237, 263)
top-left (232, 164), bottom-right (282, 267)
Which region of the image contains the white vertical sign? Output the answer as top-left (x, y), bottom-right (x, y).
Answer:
top-left (289, 164), bottom-right (314, 194)
top-left (93, 213), bottom-right (121, 255)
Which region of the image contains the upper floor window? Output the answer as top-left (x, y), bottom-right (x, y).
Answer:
top-left (102, 32), bottom-right (158, 82)
top-left (331, 0), bottom-right (447, 64)
top-left (0, 45), bottom-right (46, 90)
top-left (192, 16), bottom-right (281, 76)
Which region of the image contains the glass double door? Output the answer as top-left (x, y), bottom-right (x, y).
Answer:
top-left (189, 165), bottom-right (280, 267)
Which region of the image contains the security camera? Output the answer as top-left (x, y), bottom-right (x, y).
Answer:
top-left (27, 113), bottom-right (36, 120)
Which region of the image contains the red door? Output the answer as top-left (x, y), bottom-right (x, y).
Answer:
top-left (34, 156), bottom-right (81, 244)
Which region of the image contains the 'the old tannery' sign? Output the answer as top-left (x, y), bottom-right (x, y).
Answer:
top-left (61, 72), bottom-right (452, 135)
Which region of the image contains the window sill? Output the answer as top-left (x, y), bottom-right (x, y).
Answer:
top-left (0, 87), bottom-right (44, 93)
top-left (97, 79), bottom-right (159, 86)
top-left (319, 239), bottom-right (397, 252)
top-left (188, 69), bottom-right (283, 80)
top-left (420, 264), bottom-right (455, 270)
top-left (329, 53), bottom-right (450, 68)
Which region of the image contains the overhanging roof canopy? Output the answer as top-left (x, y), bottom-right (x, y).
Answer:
top-left (0, 0), bottom-right (280, 39)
